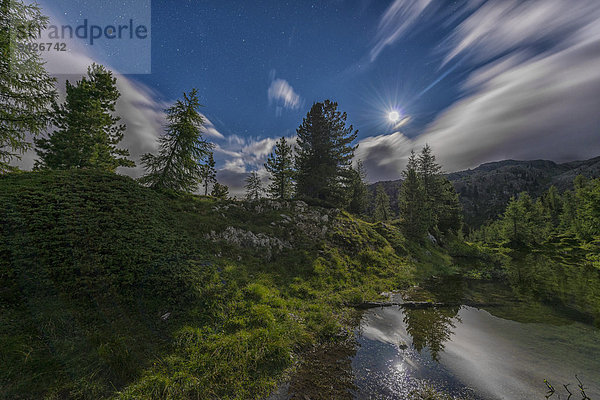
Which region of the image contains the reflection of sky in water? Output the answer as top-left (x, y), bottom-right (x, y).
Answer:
top-left (354, 306), bottom-right (481, 399)
top-left (355, 306), bottom-right (600, 400)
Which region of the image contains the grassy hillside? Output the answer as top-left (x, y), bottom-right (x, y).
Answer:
top-left (0, 170), bottom-right (457, 399)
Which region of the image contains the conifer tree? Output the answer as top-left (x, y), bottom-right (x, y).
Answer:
top-left (347, 159), bottom-right (369, 215)
top-left (35, 64), bottom-right (134, 171)
top-left (211, 182), bottom-right (229, 199)
top-left (572, 175), bottom-right (598, 239)
top-left (582, 178), bottom-right (600, 236)
top-left (264, 137), bottom-right (294, 199)
top-left (140, 89), bottom-right (213, 192)
top-left (435, 178), bottom-right (463, 233)
top-left (374, 184), bottom-right (392, 222)
top-left (417, 144), bottom-right (443, 231)
top-left (1, 0), bottom-right (56, 171)
top-left (473, 176), bottom-right (600, 247)
top-left (501, 195), bottom-right (529, 246)
top-left (199, 152), bottom-right (217, 195)
top-left (542, 185), bottom-right (563, 227)
top-left (559, 190), bottom-right (577, 232)
top-left (295, 100), bottom-right (358, 206)
top-left (244, 171), bottom-right (264, 200)
top-left (412, 144), bottom-right (463, 234)
top-left (398, 151), bottom-right (427, 239)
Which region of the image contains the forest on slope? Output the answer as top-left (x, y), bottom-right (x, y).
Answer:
top-left (370, 156), bottom-right (600, 227)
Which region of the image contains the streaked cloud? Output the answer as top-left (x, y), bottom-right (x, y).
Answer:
top-left (442, 0), bottom-right (600, 65)
top-left (268, 78), bottom-right (301, 110)
top-left (355, 131), bottom-right (412, 182)
top-left (201, 115), bottom-right (225, 140)
top-left (370, 0), bottom-right (433, 62)
top-left (360, 0), bottom-right (600, 182)
top-left (222, 158), bottom-right (247, 174)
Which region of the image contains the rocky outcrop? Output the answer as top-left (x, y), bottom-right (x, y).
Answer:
top-left (207, 199), bottom-right (338, 258)
top-left (206, 227), bottom-right (290, 259)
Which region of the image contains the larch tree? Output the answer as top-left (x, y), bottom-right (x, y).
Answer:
top-left (435, 178), bottom-right (463, 233)
top-left (140, 89), bottom-right (213, 192)
top-left (542, 185), bottom-right (563, 227)
top-left (35, 64), bottom-right (134, 171)
top-left (347, 159), bottom-right (369, 215)
top-left (199, 152), bottom-right (217, 195)
top-left (244, 171), bottom-right (264, 200)
top-left (211, 182), bottom-right (229, 199)
top-left (264, 136), bottom-right (294, 200)
top-left (374, 184), bottom-right (392, 222)
top-left (501, 195), bottom-right (530, 246)
top-left (295, 100), bottom-right (358, 206)
top-left (417, 144), bottom-right (443, 232)
top-left (398, 148), bottom-right (461, 239)
top-left (398, 151), bottom-right (427, 239)
top-left (1, 0), bottom-right (56, 172)
top-left (414, 144), bottom-right (462, 234)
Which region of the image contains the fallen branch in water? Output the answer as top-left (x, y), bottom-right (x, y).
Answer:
top-left (544, 375), bottom-right (591, 400)
top-left (353, 301), bottom-right (503, 309)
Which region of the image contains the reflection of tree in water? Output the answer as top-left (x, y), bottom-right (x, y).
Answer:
top-left (504, 252), bottom-right (600, 325)
top-left (403, 306), bottom-right (461, 361)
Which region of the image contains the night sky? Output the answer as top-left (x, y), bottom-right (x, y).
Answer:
top-left (138, 1), bottom-right (462, 140)
top-left (26, 0), bottom-right (600, 194)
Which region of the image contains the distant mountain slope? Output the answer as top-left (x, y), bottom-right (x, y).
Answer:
top-left (370, 156), bottom-right (600, 228)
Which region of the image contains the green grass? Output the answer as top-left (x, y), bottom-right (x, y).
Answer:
top-left (0, 170), bottom-right (444, 399)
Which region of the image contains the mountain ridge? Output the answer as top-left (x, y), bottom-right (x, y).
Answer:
top-left (370, 156), bottom-right (600, 227)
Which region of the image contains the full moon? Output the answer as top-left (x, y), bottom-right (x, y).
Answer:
top-left (388, 111), bottom-right (400, 123)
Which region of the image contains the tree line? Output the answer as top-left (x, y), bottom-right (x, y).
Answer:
top-left (245, 99), bottom-right (367, 211)
top-left (371, 146), bottom-right (462, 240)
top-left (471, 175), bottom-right (600, 247)
top-left (244, 104), bottom-right (462, 241)
top-left (0, 1), bottom-right (228, 196)
top-left (1, 0), bottom-right (463, 242)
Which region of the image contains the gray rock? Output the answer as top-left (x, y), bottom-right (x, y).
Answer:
top-left (206, 226), bottom-right (291, 259)
top-left (427, 233), bottom-right (437, 245)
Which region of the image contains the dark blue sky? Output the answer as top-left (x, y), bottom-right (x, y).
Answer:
top-left (135, 0), bottom-right (465, 141)
top-left (33, 0), bottom-right (600, 191)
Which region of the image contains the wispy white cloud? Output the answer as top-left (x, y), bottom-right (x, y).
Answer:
top-left (442, 0), bottom-right (600, 65)
top-left (268, 78), bottom-right (301, 110)
top-left (201, 115), bottom-right (225, 140)
top-left (359, 0), bottom-right (600, 182)
top-left (113, 78), bottom-right (168, 178)
top-left (222, 158), bottom-right (247, 173)
top-left (218, 136), bottom-right (294, 172)
top-left (227, 134), bottom-right (246, 146)
top-left (355, 131), bottom-right (413, 182)
top-left (370, 0), bottom-right (433, 62)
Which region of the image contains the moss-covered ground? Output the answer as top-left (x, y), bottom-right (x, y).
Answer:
top-left (0, 170), bottom-right (460, 399)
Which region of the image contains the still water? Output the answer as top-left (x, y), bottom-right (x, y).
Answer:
top-left (353, 280), bottom-right (600, 399)
top-left (275, 278), bottom-right (600, 399)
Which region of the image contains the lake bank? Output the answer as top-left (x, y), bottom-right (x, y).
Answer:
top-left (274, 277), bottom-right (600, 400)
